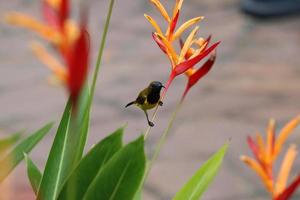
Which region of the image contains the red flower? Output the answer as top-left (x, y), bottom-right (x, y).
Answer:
top-left (177, 35), bottom-right (218, 100)
top-left (241, 117), bottom-right (300, 200)
top-left (67, 21), bottom-right (89, 104)
top-left (145, 0), bottom-right (219, 97)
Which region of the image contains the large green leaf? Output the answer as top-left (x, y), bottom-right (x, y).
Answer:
top-left (0, 132), bottom-right (22, 155)
top-left (37, 87), bottom-right (98, 200)
top-left (58, 127), bottom-right (124, 200)
top-left (173, 143), bottom-right (228, 200)
top-left (37, 101), bottom-right (72, 200)
top-left (0, 123), bottom-right (53, 182)
top-left (24, 153), bottom-right (42, 194)
top-left (83, 136), bottom-right (146, 200)
top-left (72, 85), bottom-right (91, 164)
top-left (132, 188), bottom-right (142, 200)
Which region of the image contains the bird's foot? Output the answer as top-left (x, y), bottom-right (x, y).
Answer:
top-left (148, 121), bottom-right (154, 127)
top-left (158, 101), bottom-right (163, 106)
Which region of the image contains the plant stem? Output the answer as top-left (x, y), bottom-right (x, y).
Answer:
top-left (145, 99), bottom-right (183, 178)
top-left (90, 0), bottom-right (115, 100)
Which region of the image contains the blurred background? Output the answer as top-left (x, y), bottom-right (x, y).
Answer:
top-left (1, 0), bottom-right (300, 199)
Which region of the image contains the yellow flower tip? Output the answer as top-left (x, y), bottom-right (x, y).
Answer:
top-left (190, 16), bottom-right (203, 23)
top-left (172, 17), bottom-right (203, 41)
top-left (178, 26), bottom-right (199, 63)
top-left (150, 0), bottom-right (171, 22)
top-left (266, 118), bottom-right (276, 163)
top-left (3, 12), bottom-right (26, 24)
top-left (275, 144), bottom-right (298, 195)
top-left (144, 14), bottom-right (163, 35)
top-left (240, 155), bottom-right (248, 162)
top-left (176, 0), bottom-right (184, 11)
top-left (3, 12), bottom-right (61, 45)
top-left (30, 42), bottom-right (67, 82)
top-left (64, 19), bottom-right (80, 45)
top-left (45, 0), bottom-right (61, 10)
top-left (274, 115), bottom-right (300, 158)
top-left (288, 144), bottom-right (298, 156)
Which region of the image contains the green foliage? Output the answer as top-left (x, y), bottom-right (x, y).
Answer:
top-left (24, 153), bottom-right (42, 194)
top-left (0, 123), bottom-right (53, 182)
top-left (0, 132), bottom-right (22, 155)
top-left (173, 143), bottom-right (228, 200)
top-left (83, 136), bottom-right (146, 200)
top-left (58, 127), bottom-right (124, 200)
top-left (37, 101), bottom-right (73, 200)
top-left (36, 0), bottom-right (120, 199)
top-left (73, 85), bottom-right (91, 163)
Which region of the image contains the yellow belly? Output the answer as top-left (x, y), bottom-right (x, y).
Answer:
top-left (137, 101), bottom-right (156, 110)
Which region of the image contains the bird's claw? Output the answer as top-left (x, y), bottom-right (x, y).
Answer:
top-left (148, 121), bottom-right (154, 127)
top-left (158, 101), bottom-right (163, 106)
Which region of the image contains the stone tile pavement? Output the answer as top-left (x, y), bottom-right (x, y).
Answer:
top-left (0, 0), bottom-right (300, 199)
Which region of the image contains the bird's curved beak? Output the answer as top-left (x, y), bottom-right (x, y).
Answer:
top-left (162, 85), bottom-right (165, 88)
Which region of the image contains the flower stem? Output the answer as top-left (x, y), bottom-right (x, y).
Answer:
top-left (90, 0), bottom-right (115, 100)
top-left (145, 99), bottom-right (183, 178)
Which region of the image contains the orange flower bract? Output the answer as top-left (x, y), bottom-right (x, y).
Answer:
top-left (4, 0), bottom-right (89, 105)
top-left (241, 116), bottom-right (300, 200)
top-left (145, 0), bottom-right (220, 97)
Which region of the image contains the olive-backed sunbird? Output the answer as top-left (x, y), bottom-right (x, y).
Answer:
top-left (125, 81), bottom-right (165, 127)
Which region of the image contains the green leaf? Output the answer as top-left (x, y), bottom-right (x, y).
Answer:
top-left (173, 143), bottom-right (228, 200)
top-left (83, 136), bottom-right (146, 200)
top-left (37, 101), bottom-right (72, 200)
top-left (72, 85), bottom-right (91, 164)
top-left (0, 123), bottom-right (53, 182)
top-left (58, 127), bottom-right (124, 200)
top-left (24, 153), bottom-right (42, 194)
top-left (132, 188), bottom-right (142, 200)
top-left (0, 132), bottom-right (22, 155)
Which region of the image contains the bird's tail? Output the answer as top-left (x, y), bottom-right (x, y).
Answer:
top-left (125, 101), bottom-right (136, 108)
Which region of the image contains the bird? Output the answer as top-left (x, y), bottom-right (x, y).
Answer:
top-left (125, 81), bottom-right (165, 127)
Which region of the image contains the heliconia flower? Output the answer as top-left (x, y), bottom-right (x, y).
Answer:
top-left (175, 35), bottom-right (217, 100)
top-left (4, 0), bottom-right (79, 60)
top-left (67, 22), bottom-right (89, 104)
top-left (4, 12), bottom-right (61, 45)
top-left (241, 116), bottom-right (300, 200)
top-left (181, 51), bottom-right (216, 100)
top-left (145, 0), bottom-right (220, 95)
top-left (30, 42), bottom-right (68, 82)
top-left (5, 0), bottom-right (89, 105)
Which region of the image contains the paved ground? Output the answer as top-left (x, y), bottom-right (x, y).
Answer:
top-left (1, 0), bottom-right (300, 199)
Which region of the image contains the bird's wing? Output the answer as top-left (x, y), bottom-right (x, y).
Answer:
top-left (136, 91), bottom-right (147, 105)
